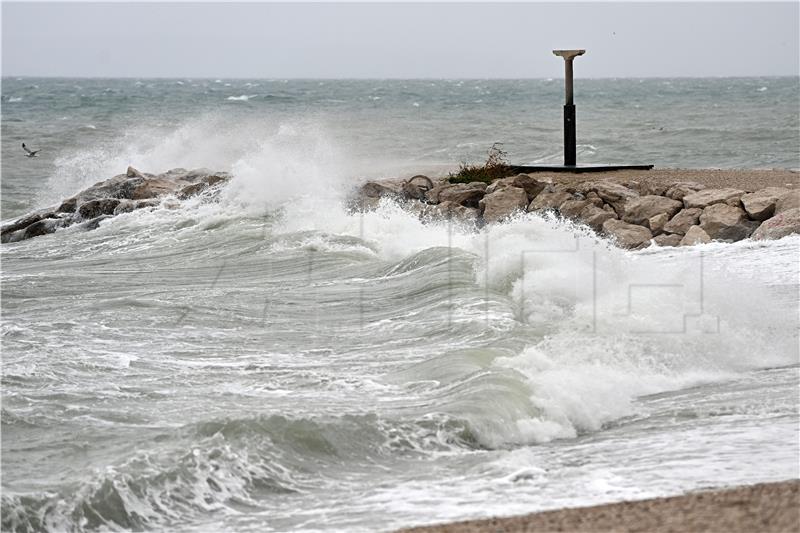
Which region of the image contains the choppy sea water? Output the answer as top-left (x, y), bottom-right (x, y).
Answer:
top-left (1, 78), bottom-right (799, 532)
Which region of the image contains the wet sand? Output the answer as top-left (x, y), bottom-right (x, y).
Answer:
top-left (396, 480), bottom-right (799, 533)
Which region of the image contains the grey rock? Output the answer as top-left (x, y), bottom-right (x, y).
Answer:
top-left (663, 208), bottom-right (703, 235)
top-left (559, 199), bottom-right (591, 219)
top-left (679, 225), bottom-right (711, 246)
top-left (528, 186), bottom-right (574, 212)
top-left (602, 219), bottom-right (652, 250)
top-left (358, 179), bottom-right (405, 200)
top-left (1, 210), bottom-right (56, 239)
top-left (775, 190), bottom-right (800, 214)
top-left (57, 197), bottom-right (77, 213)
top-left (126, 166), bottom-right (145, 178)
top-left (648, 213), bottom-right (669, 235)
top-left (113, 199), bottom-right (160, 215)
top-left (486, 174), bottom-right (547, 201)
top-left (699, 203), bottom-right (758, 241)
top-left (431, 200), bottom-right (480, 223)
top-left (177, 182), bottom-right (208, 200)
top-left (740, 187), bottom-right (791, 221)
top-left (579, 182), bottom-right (639, 214)
top-left (578, 204), bottom-right (617, 232)
top-left (401, 175), bottom-right (434, 200)
top-left (78, 198), bottom-right (121, 220)
top-left (479, 187), bottom-right (529, 223)
top-left (751, 207), bottom-right (800, 240)
top-left (664, 181), bottom-right (705, 201)
top-left (23, 218), bottom-right (65, 240)
top-left (437, 182), bottom-right (487, 208)
top-left (78, 215), bottom-right (114, 232)
top-left (622, 195), bottom-right (683, 226)
top-left (653, 233), bottom-right (683, 247)
top-left (683, 188), bottom-right (745, 209)
top-left (639, 182), bottom-right (669, 197)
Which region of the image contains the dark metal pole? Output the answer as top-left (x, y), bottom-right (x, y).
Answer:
top-left (553, 49), bottom-right (585, 167)
top-left (564, 100), bottom-right (576, 166)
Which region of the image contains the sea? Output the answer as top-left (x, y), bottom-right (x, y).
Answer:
top-left (1, 77), bottom-right (799, 532)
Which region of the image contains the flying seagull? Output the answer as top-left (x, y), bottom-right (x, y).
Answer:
top-left (22, 143), bottom-right (40, 158)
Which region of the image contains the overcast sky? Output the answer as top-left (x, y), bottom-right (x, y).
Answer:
top-left (2, 2), bottom-right (798, 78)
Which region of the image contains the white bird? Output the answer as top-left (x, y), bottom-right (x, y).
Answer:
top-left (22, 143), bottom-right (40, 158)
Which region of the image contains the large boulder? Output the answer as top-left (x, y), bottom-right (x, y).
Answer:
top-left (486, 174), bottom-right (546, 201)
top-left (528, 186), bottom-right (574, 212)
top-left (113, 199), bottom-right (160, 215)
top-left (75, 174), bottom-right (145, 202)
top-left (602, 219), bottom-right (652, 250)
top-left (78, 198), bottom-right (121, 220)
top-left (436, 182), bottom-right (487, 208)
top-left (126, 166), bottom-right (145, 178)
top-left (177, 182), bottom-right (209, 199)
top-left (648, 213), bottom-right (669, 235)
top-left (775, 190), bottom-right (800, 214)
top-left (358, 179), bottom-right (405, 200)
top-left (699, 204), bottom-right (758, 241)
top-left (1, 210), bottom-right (56, 239)
top-left (559, 199), bottom-right (591, 218)
top-left (664, 181), bottom-right (705, 201)
top-left (639, 182), bottom-right (669, 197)
top-left (132, 177), bottom-right (187, 200)
top-left (479, 187), bottom-right (528, 223)
top-left (751, 208), bottom-right (800, 241)
top-left (22, 218), bottom-right (65, 240)
top-left (401, 175), bottom-right (435, 201)
top-left (57, 197), bottom-right (77, 213)
top-left (579, 182), bottom-right (639, 214)
top-left (679, 225), bottom-right (711, 246)
top-left (663, 208), bottom-right (702, 235)
top-left (578, 204), bottom-right (617, 232)
top-left (683, 188), bottom-right (745, 209)
top-left (429, 200), bottom-right (480, 223)
top-left (740, 187), bottom-right (791, 221)
top-left (622, 195), bottom-right (683, 226)
top-left (653, 233), bottom-right (682, 247)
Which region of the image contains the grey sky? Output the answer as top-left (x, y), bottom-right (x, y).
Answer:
top-left (2, 2), bottom-right (798, 78)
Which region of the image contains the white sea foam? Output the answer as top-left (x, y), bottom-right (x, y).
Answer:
top-left (226, 94), bottom-right (257, 101)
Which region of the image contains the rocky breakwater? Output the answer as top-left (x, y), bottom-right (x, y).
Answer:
top-left (353, 174), bottom-right (800, 249)
top-left (1, 167), bottom-right (231, 243)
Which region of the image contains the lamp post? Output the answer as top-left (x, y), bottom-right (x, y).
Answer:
top-left (553, 49), bottom-right (585, 167)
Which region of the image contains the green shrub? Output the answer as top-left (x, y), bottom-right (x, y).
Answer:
top-left (448, 143), bottom-right (516, 184)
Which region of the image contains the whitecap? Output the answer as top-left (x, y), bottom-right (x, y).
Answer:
top-left (226, 95), bottom-right (257, 101)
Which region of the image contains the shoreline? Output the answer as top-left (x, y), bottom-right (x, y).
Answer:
top-left (395, 480), bottom-right (800, 533)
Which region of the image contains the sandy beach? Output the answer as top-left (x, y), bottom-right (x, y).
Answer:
top-left (543, 167), bottom-right (800, 191)
top-left (397, 480), bottom-right (800, 533)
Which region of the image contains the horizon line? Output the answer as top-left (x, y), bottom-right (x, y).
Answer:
top-left (3, 74), bottom-right (799, 80)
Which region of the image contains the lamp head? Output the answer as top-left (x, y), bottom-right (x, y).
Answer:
top-left (553, 49), bottom-right (586, 60)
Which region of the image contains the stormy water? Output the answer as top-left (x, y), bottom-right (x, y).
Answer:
top-left (1, 78), bottom-right (799, 532)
